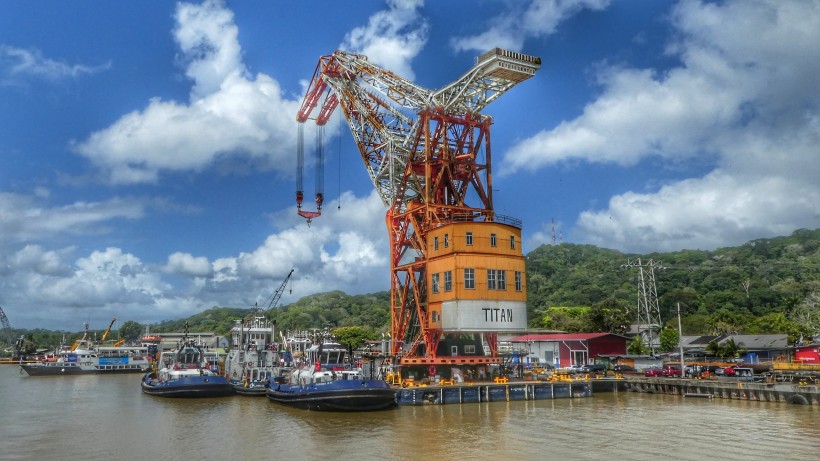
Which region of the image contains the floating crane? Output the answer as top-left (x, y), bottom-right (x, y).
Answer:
top-left (295, 48), bottom-right (540, 370)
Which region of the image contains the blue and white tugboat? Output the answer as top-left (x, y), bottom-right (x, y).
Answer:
top-left (141, 324), bottom-right (233, 398)
top-left (266, 331), bottom-right (398, 411)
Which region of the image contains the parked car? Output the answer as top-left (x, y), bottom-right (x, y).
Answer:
top-left (644, 367), bottom-right (663, 377)
top-left (565, 364), bottom-right (585, 374)
top-left (661, 365), bottom-right (683, 377)
top-left (613, 365), bottom-right (637, 373)
top-left (581, 364), bottom-right (607, 374)
top-left (733, 367), bottom-right (753, 377)
top-left (536, 363), bottom-right (555, 371)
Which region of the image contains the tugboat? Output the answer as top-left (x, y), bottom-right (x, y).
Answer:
top-left (224, 315), bottom-right (291, 396)
top-left (224, 270), bottom-right (294, 396)
top-left (266, 331), bottom-right (398, 411)
top-left (140, 323), bottom-right (233, 398)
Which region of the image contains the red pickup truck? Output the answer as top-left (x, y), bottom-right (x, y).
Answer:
top-left (661, 365), bottom-right (683, 377)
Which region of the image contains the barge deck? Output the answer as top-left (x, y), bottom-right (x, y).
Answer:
top-left (401, 376), bottom-right (820, 406)
top-left (396, 380), bottom-right (591, 406)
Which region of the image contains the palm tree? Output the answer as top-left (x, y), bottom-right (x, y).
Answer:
top-left (720, 338), bottom-right (746, 360)
top-left (705, 339), bottom-right (722, 359)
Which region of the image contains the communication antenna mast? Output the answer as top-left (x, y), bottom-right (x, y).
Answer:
top-left (551, 219), bottom-right (556, 245)
top-left (622, 258), bottom-right (664, 355)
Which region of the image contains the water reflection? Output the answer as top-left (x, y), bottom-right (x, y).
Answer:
top-left (1, 367), bottom-right (817, 461)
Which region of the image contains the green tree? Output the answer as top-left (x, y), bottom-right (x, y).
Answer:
top-left (680, 314), bottom-right (710, 335)
top-left (119, 321), bottom-right (144, 342)
top-left (720, 338), bottom-right (746, 360)
top-left (627, 336), bottom-right (650, 355)
top-left (588, 298), bottom-right (630, 334)
top-left (332, 326), bottom-right (377, 356)
top-left (536, 306), bottom-right (589, 332)
top-left (709, 308), bottom-right (743, 335)
top-left (790, 292), bottom-right (820, 341)
top-left (704, 339), bottom-right (722, 358)
top-left (21, 334), bottom-right (37, 355)
top-left (658, 327), bottom-right (680, 352)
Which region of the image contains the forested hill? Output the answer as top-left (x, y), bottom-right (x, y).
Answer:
top-left (13, 229), bottom-right (819, 350)
top-left (526, 228), bottom-right (820, 336)
top-left (151, 291), bottom-right (392, 338)
top-left (174, 228), bottom-right (819, 337)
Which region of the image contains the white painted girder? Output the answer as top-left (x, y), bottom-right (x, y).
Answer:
top-left (312, 49), bottom-right (540, 208)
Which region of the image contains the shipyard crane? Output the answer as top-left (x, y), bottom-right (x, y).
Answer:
top-left (265, 269), bottom-right (294, 313)
top-left (295, 48), bottom-right (540, 371)
top-left (1, 306), bottom-right (26, 359)
top-left (245, 269), bottom-right (295, 324)
top-left (101, 317), bottom-right (117, 342)
top-left (0, 306), bottom-right (12, 344)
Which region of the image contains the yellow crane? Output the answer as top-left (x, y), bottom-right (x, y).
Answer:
top-left (101, 317), bottom-right (117, 342)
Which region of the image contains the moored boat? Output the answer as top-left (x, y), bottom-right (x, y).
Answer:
top-left (225, 315), bottom-right (291, 396)
top-left (20, 325), bottom-right (151, 377)
top-left (224, 270), bottom-right (295, 396)
top-left (266, 333), bottom-right (398, 411)
top-left (141, 325), bottom-right (233, 398)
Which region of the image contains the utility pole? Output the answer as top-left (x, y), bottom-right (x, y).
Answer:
top-left (623, 258), bottom-right (664, 356)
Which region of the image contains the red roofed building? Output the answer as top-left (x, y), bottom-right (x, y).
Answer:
top-left (507, 333), bottom-right (629, 368)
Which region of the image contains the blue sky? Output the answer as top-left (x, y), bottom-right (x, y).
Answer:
top-left (2, 0), bottom-right (818, 330)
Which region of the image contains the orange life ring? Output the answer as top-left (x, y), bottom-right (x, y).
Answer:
top-left (428, 365), bottom-right (436, 376)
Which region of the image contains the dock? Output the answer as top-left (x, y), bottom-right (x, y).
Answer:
top-left (397, 376), bottom-right (820, 406)
top-left (396, 380), bottom-right (591, 406)
top-left (619, 377), bottom-right (820, 405)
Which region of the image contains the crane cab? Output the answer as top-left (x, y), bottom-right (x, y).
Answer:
top-left (425, 220), bottom-right (527, 333)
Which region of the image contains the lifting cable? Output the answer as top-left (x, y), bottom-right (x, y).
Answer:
top-left (295, 123), bottom-right (324, 225)
top-left (337, 108), bottom-right (342, 210)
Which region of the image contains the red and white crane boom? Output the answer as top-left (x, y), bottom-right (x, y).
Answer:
top-left (295, 48), bottom-right (540, 365)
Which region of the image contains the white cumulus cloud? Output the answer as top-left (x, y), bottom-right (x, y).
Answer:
top-left (451, 0), bottom-right (610, 53)
top-left (73, 0), bottom-right (300, 185)
top-left (340, 0), bottom-right (428, 80)
top-left (504, 0), bottom-right (820, 252)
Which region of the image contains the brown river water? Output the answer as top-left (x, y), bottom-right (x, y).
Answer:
top-left (0, 365), bottom-right (817, 460)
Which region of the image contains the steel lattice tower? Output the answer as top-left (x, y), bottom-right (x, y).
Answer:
top-left (623, 259), bottom-right (664, 355)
